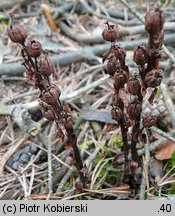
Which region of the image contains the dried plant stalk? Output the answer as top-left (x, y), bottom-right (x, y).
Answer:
top-left (7, 14), bottom-right (87, 189)
top-left (101, 7), bottom-right (165, 169)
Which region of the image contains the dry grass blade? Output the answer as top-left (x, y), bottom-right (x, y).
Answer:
top-left (28, 166), bottom-right (35, 196)
top-left (85, 186), bottom-right (130, 196)
top-left (90, 159), bottom-right (108, 189)
top-left (61, 192), bottom-right (89, 200)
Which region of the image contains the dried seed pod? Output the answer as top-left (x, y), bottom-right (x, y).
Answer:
top-left (145, 8), bottom-right (165, 34)
top-left (49, 84), bottom-right (61, 99)
top-left (113, 44), bottom-right (126, 63)
top-left (127, 100), bottom-right (142, 121)
top-left (111, 106), bottom-right (123, 123)
top-left (143, 115), bottom-right (156, 128)
top-left (43, 109), bottom-right (55, 121)
top-left (40, 85), bottom-right (61, 105)
top-left (128, 76), bottom-right (141, 95)
top-left (102, 21), bottom-right (119, 42)
top-left (28, 40), bottom-right (42, 58)
top-left (144, 69), bottom-right (162, 88)
top-left (107, 58), bottom-right (118, 76)
top-left (133, 44), bottom-right (149, 66)
top-left (40, 92), bottom-right (55, 104)
top-left (39, 58), bottom-right (54, 76)
top-left (7, 24), bottom-right (27, 44)
top-left (114, 69), bottom-right (128, 90)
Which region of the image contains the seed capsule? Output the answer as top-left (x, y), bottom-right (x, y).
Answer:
top-left (107, 58), bottom-right (118, 76)
top-left (114, 70), bottom-right (128, 90)
top-left (113, 45), bottom-right (126, 63)
top-left (128, 76), bottom-right (141, 95)
top-left (39, 58), bottom-right (54, 77)
top-left (102, 22), bottom-right (119, 42)
top-left (144, 69), bottom-right (162, 88)
top-left (28, 40), bottom-right (42, 58)
top-left (127, 100), bottom-right (142, 121)
top-left (40, 85), bottom-right (61, 105)
top-left (143, 115), bottom-right (156, 128)
top-left (133, 45), bottom-right (149, 66)
top-left (7, 24), bottom-right (27, 44)
top-left (145, 8), bottom-right (165, 34)
top-left (49, 85), bottom-right (61, 100)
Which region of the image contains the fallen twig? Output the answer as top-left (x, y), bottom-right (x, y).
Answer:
top-left (151, 127), bottom-right (175, 143)
top-left (47, 123), bottom-right (55, 194)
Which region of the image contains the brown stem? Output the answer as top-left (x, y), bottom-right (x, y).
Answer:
top-left (130, 99), bottom-right (142, 165)
top-left (131, 123), bottom-right (140, 164)
top-left (105, 21), bottom-right (110, 29)
top-left (120, 123), bottom-right (129, 166)
top-left (66, 127), bottom-right (87, 188)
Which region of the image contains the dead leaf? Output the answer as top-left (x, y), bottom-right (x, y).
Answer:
top-left (155, 141), bottom-right (175, 160)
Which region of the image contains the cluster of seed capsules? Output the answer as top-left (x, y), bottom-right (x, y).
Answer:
top-left (102, 8), bottom-right (165, 162)
top-left (7, 16), bottom-right (88, 187)
top-left (7, 16), bottom-right (75, 141)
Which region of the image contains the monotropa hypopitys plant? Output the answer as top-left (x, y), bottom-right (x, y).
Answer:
top-left (7, 14), bottom-right (88, 188)
top-left (102, 8), bottom-right (165, 172)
